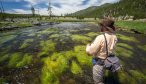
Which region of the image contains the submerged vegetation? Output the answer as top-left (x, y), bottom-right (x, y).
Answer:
top-left (0, 22), bottom-right (146, 84)
top-left (71, 35), bottom-right (91, 44)
top-left (41, 45), bottom-right (92, 84)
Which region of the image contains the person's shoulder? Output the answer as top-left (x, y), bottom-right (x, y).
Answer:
top-left (95, 34), bottom-right (104, 40)
top-left (113, 34), bottom-right (117, 38)
top-left (112, 34), bottom-right (118, 41)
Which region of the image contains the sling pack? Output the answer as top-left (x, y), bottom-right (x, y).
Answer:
top-left (103, 33), bottom-right (122, 72)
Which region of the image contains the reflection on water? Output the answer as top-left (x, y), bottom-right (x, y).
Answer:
top-left (0, 22), bottom-right (146, 84)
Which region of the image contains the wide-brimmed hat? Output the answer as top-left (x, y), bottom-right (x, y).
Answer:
top-left (98, 18), bottom-right (115, 32)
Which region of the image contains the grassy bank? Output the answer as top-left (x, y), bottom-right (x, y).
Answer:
top-left (0, 22), bottom-right (33, 29)
top-left (41, 19), bottom-right (97, 23)
top-left (115, 21), bottom-right (146, 34)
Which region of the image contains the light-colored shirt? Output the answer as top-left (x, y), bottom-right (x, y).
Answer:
top-left (86, 32), bottom-right (117, 59)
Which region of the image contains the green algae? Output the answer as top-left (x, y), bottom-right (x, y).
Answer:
top-left (117, 43), bottom-right (133, 50)
top-left (8, 52), bottom-right (23, 68)
top-left (116, 46), bottom-right (133, 58)
top-left (0, 78), bottom-right (7, 84)
top-left (41, 59), bottom-right (58, 84)
top-left (41, 53), bottom-right (68, 84)
top-left (117, 34), bottom-right (139, 43)
top-left (7, 52), bottom-right (33, 68)
top-left (114, 69), bottom-right (146, 84)
top-left (86, 32), bottom-right (99, 37)
top-left (16, 54), bottom-right (32, 68)
top-left (74, 46), bottom-right (92, 66)
top-left (19, 39), bottom-right (33, 49)
top-left (0, 35), bottom-right (16, 45)
top-left (70, 30), bottom-right (80, 33)
top-left (71, 35), bottom-right (91, 44)
top-left (117, 71), bottom-right (134, 84)
top-left (49, 34), bottom-right (60, 39)
top-left (138, 45), bottom-right (146, 51)
top-left (27, 28), bottom-right (59, 38)
top-left (37, 28), bottom-right (58, 36)
top-left (28, 33), bottom-right (36, 37)
top-left (64, 50), bottom-right (76, 60)
top-left (41, 45), bottom-right (92, 84)
top-left (0, 54), bottom-right (9, 63)
top-left (38, 40), bottom-right (56, 57)
top-left (20, 42), bottom-right (29, 49)
top-left (117, 70), bottom-right (146, 84)
top-left (129, 70), bottom-right (146, 82)
top-left (71, 61), bottom-right (82, 75)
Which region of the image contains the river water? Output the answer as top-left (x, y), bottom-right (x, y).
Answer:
top-left (0, 22), bottom-right (146, 84)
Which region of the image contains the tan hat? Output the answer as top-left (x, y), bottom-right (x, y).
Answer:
top-left (99, 18), bottom-right (115, 32)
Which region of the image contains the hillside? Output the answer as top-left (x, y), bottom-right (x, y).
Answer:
top-left (69, 0), bottom-right (146, 19)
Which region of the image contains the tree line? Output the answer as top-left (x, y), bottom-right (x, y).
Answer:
top-left (69, 0), bottom-right (146, 19)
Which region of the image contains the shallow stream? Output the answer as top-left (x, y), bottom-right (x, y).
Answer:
top-left (0, 22), bottom-right (146, 84)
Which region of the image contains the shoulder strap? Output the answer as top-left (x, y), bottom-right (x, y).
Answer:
top-left (103, 33), bottom-right (108, 59)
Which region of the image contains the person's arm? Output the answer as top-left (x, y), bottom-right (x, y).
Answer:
top-left (86, 35), bottom-right (102, 56)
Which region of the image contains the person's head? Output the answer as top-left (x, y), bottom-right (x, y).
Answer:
top-left (99, 18), bottom-right (115, 32)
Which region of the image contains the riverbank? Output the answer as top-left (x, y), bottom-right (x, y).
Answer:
top-left (0, 19), bottom-right (97, 31)
top-left (115, 21), bottom-right (146, 34)
top-left (0, 22), bottom-right (33, 31)
top-left (1, 19), bottom-right (146, 35)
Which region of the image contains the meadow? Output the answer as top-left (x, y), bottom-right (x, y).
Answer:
top-left (115, 21), bottom-right (146, 34)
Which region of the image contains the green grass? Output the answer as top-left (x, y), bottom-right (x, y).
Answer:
top-left (14, 22), bottom-right (33, 28)
top-left (41, 19), bottom-right (96, 23)
top-left (115, 21), bottom-right (146, 34)
top-left (0, 22), bottom-right (12, 28)
top-left (0, 22), bottom-right (33, 30)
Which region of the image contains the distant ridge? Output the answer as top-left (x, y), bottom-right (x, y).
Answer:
top-left (68, 0), bottom-right (146, 19)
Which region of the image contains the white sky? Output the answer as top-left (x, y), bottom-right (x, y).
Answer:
top-left (6, 0), bottom-right (120, 15)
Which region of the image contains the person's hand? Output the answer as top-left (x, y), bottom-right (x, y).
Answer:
top-left (86, 43), bottom-right (91, 47)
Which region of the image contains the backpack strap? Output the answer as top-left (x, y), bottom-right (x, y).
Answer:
top-left (103, 33), bottom-right (109, 60)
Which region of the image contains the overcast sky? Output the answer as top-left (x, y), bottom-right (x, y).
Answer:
top-left (1, 0), bottom-right (120, 15)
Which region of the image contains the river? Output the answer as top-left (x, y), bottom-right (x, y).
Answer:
top-left (0, 22), bottom-right (146, 84)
